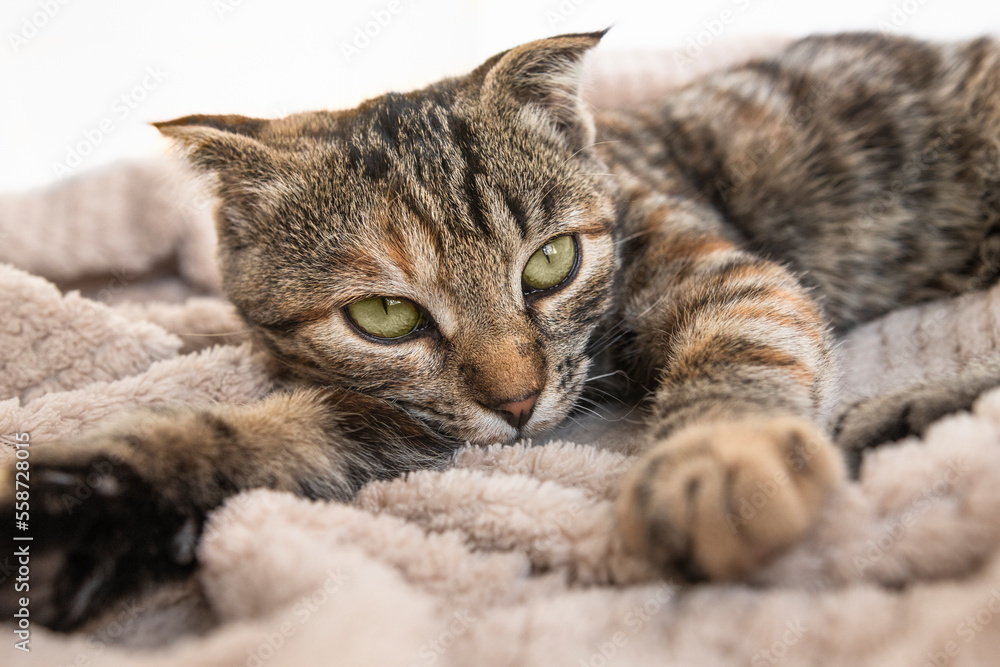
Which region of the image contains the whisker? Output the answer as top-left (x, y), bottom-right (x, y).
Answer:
top-left (585, 393), bottom-right (649, 421)
top-left (572, 397), bottom-right (642, 424)
top-left (566, 139), bottom-right (622, 162)
top-left (574, 399), bottom-right (615, 418)
top-left (590, 287), bottom-right (676, 357)
top-left (583, 369), bottom-right (631, 384)
top-left (589, 327), bottom-right (636, 357)
top-left (616, 228), bottom-right (656, 246)
top-left (537, 139), bottom-right (623, 202)
top-left (174, 330), bottom-right (251, 337)
top-left (581, 387), bottom-right (631, 407)
top-left (587, 319), bottom-right (633, 353)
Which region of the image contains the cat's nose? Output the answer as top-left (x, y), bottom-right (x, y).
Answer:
top-left (494, 393), bottom-right (539, 429)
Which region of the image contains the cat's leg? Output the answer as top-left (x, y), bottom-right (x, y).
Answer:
top-left (835, 354), bottom-right (1000, 474)
top-left (0, 387), bottom-right (454, 630)
top-left (613, 199), bottom-right (844, 581)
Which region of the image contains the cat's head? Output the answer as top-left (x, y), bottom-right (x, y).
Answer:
top-left (156, 31), bottom-right (620, 445)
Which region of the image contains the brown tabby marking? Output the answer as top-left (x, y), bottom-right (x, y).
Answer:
top-left (6, 31), bottom-right (1000, 629)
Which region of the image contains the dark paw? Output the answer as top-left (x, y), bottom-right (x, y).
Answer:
top-left (833, 368), bottom-right (1000, 477)
top-left (1, 452), bottom-right (201, 631)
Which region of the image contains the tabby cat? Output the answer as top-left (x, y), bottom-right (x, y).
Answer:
top-left (5, 30), bottom-right (1000, 631)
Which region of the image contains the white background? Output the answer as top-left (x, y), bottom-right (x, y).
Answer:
top-left (1, 0), bottom-right (998, 191)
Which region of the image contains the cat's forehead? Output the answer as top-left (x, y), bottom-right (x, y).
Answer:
top-left (299, 91), bottom-right (596, 242)
top-left (322, 176), bottom-right (527, 300)
top-left (246, 86), bottom-right (616, 313)
top-left (292, 146), bottom-right (604, 320)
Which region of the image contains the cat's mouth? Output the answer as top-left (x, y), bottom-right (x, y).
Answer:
top-left (473, 390), bottom-right (570, 444)
top-left (400, 374), bottom-right (582, 445)
top-left (403, 398), bottom-right (558, 445)
top-left (464, 367), bottom-right (594, 445)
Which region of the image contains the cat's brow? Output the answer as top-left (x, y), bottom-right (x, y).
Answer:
top-left (246, 306), bottom-right (335, 335)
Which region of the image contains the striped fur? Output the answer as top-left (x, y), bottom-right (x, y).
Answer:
top-left (8, 30), bottom-right (1000, 626)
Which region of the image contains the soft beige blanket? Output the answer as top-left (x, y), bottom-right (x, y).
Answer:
top-left (4, 41), bottom-right (1000, 666)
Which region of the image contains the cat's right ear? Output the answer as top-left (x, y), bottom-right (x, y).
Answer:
top-left (477, 30), bottom-right (607, 150)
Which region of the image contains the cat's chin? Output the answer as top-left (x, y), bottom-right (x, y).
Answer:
top-left (459, 420), bottom-right (552, 447)
top-left (438, 417), bottom-right (516, 447)
top-left (469, 417), bottom-right (562, 446)
top-left (466, 425), bottom-right (519, 447)
top-left (471, 417), bottom-right (566, 447)
top-left (447, 406), bottom-right (529, 445)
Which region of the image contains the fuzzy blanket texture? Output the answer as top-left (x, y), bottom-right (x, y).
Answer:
top-left (5, 40), bottom-right (1000, 666)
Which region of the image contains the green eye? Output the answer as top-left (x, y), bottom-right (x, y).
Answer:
top-left (347, 297), bottom-right (424, 339)
top-left (523, 235), bottom-right (576, 291)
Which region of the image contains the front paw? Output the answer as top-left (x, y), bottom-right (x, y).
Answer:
top-left (0, 446), bottom-right (201, 631)
top-left (617, 416), bottom-right (844, 581)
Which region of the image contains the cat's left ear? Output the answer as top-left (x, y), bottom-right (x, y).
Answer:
top-left (153, 115), bottom-right (293, 245)
top-left (479, 29), bottom-right (607, 151)
top-left (152, 114), bottom-right (274, 174)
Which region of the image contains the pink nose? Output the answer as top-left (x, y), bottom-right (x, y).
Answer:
top-left (495, 393), bottom-right (539, 429)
